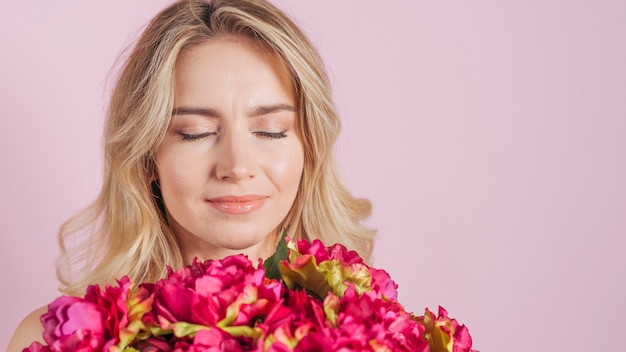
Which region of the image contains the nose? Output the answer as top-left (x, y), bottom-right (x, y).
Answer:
top-left (214, 134), bottom-right (256, 182)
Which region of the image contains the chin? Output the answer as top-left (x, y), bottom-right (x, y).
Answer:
top-left (211, 230), bottom-right (276, 253)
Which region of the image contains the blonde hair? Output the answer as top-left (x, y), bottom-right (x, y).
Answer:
top-left (58, 0), bottom-right (375, 296)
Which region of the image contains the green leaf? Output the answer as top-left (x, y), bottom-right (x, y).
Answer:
top-left (263, 231), bottom-right (288, 280)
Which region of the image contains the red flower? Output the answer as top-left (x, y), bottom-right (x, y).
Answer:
top-left (291, 238), bottom-right (364, 266)
top-left (22, 342), bottom-right (51, 352)
top-left (368, 267), bottom-right (398, 300)
top-left (172, 329), bottom-right (245, 352)
top-left (25, 237), bottom-right (476, 351)
top-left (281, 237), bottom-right (399, 301)
top-left (40, 295), bottom-right (104, 347)
top-left (29, 277), bottom-right (142, 351)
top-left (146, 255), bottom-right (260, 328)
top-left (419, 306), bottom-right (477, 352)
top-left (322, 286), bottom-right (429, 351)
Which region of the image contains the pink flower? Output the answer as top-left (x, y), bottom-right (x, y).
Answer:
top-left (290, 237), bottom-right (363, 266)
top-left (172, 329), bottom-right (246, 352)
top-left (293, 333), bottom-right (334, 352)
top-left (325, 286), bottom-right (429, 351)
top-left (29, 277), bottom-right (152, 352)
top-left (280, 237), bottom-right (398, 301)
top-left (418, 306), bottom-right (477, 352)
top-left (130, 337), bottom-right (173, 352)
top-left (40, 295), bottom-right (103, 347)
top-left (22, 342), bottom-right (51, 352)
top-left (369, 267), bottom-right (398, 300)
top-left (24, 237), bottom-right (476, 351)
top-left (85, 277), bottom-right (153, 350)
top-left (233, 276), bottom-right (284, 326)
top-left (146, 256), bottom-right (256, 327)
top-left (43, 330), bottom-right (105, 352)
top-left (253, 288), bottom-right (328, 350)
top-left (144, 254), bottom-right (286, 345)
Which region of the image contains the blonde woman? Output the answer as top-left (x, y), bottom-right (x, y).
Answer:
top-left (9, 0), bottom-right (374, 349)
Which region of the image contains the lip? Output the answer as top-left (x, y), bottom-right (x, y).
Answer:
top-left (207, 195), bottom-right (268, 215)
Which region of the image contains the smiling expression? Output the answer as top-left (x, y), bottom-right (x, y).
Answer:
top-left (155, 37), bottom-right (304, 264)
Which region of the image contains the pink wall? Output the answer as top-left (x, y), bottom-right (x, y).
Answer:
top-left (2, 1), bottom-right (625, 350)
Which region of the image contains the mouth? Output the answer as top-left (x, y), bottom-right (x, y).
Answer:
top-left (207, 195), bottom-right (268, 215)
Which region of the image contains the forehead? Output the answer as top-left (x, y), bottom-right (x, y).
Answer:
top-left (173, 36), bottom-right (296, 108)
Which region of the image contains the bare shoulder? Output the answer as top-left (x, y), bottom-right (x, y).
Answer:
top-left (7, 306), bottom-right (47, 352)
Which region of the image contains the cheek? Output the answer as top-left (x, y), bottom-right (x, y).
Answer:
top-left (156, 148), bottom-right (203, 195)
top-left (270, 144), bottom-right (304, 191)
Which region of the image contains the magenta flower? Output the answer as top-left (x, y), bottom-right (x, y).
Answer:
top-left (279, 237), bottom-right (399, 303)
top-left (290, 237), bottom-right (363, 265)
top-left (368, 267), bottom-right (398, 300)
top-left (24, 237), bottom-right (476, 352)
top-left (25, 276), bottom-right (153, 351)
top-left (418, 306), bottom-right (477, 352)
top-left (317, 286), bottom-right (429, 352)
top-left (39, 295), bottom-right (104, 347)
top-left (22, 342), bottom-right (51, 352)
top-left (171, 328), bottom-right (246, 352)
top-left (145, 255), bottom-right (260, 329)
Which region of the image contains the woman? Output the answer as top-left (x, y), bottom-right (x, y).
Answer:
top-left (9, 0), bottom-right (374, 349)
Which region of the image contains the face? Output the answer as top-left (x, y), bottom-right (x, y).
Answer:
top-left (155, 37), bottom-right (304, 264)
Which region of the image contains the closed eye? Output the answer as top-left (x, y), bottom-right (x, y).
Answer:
top-left (179, 132), bottom-right (216, 141)
top-left (254, 131), bottom-right (287, 139)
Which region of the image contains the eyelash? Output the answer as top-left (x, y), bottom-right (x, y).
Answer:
top-left (179, 132), bottom-right (216, 141)
top-left (254, 131), bottom-right (288, 139)
top-left (178, 131), bottom-right (287, 141)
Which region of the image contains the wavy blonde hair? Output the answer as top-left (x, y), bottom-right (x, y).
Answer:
top-left (58, 0), bottom-right (375, 296)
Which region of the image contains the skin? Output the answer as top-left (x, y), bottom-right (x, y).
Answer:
top-left (7, 306), bottom-right (46, 350)
top-left (8, 36), bottom-right (304, 350)
top-left (156, 37), bottom-right (304, 265)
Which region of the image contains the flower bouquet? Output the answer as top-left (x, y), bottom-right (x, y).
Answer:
top-left (24, 236), bottom-right (476, 351)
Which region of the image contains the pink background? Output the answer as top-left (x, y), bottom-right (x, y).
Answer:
top-left (1, 1), bottom-right (625, 350)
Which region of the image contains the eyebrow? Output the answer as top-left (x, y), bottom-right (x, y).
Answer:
top-left (172, 107), bottom-right (220, 117)
top-left (250, 103), bottom-right (296, 116)
top-left (172, 103), bottom-right (296, 117)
